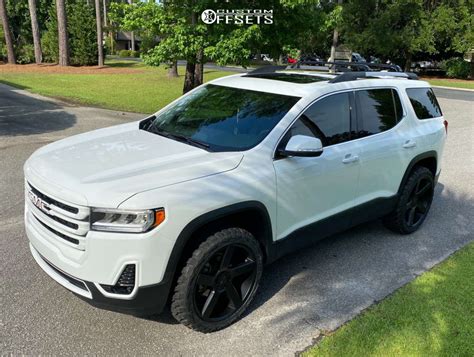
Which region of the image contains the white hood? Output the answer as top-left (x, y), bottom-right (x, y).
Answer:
top-left (24, 122), bottom-right (243, 207)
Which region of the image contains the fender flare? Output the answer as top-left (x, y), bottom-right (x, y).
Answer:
top-left (160, 201), bottom-right (273, 296)
top-left (398, 151), bottom-right (437, 194)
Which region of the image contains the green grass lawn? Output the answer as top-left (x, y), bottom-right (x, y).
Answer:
top-left (0, 60), bottom-right (232, 113)
top-left (425, 79), bottom-right (474, 90)
top-left (304, 242), bottom-right (474, 357)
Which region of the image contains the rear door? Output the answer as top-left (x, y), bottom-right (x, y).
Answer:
top-left (354, 88), bottom-right (416, 207)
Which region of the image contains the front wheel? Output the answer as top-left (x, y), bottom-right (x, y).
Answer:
top-left (171, 228), bottom-right (263, 332)
top-left (384, 166), bottom-right (434, 234)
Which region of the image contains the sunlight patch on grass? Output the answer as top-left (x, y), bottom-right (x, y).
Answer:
top-left (0, 61), bottom-right (233, 113)
top-left (304, 242), bottom-right (474, 357)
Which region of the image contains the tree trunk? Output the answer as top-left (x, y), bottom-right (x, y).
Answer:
top-left (0, 0), bottom-right (16, 64)
top-left (167, 60), bottom-right (178, 78)
top-left (56, 0), bottom-right (69, 66)
top-left (95, 0), bottom-right (104, 67)
top-left (130, 31), bottom-right (135, 51)
top-left (183, 62), bottom-right (195, 94)
top-left (194, 49), bottom-right (203, 86)
top-left (127, 0), bottom-right (135, 51)
top-left (404, 53), bottom-right (412, 72)
top-left (28, 0), bottom-right (42, 64)
top-left (103, 0), bottom-right (107, 27)
top-left (328, 0), bottom-right (343, 73)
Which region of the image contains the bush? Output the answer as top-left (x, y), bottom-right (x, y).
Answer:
top-left (119, 49), bottom-right (131, 57)
top-left (16, 44), bottom-right (35, 64)
top-left (41, 0), bottom-right (97, 66)
top-left (130, 50), bottom-right (140, 58)
top-left (441, 58), bottom-right (470, 79)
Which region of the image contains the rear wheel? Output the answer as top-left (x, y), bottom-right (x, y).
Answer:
top-left (384, 166), bottom-right (434, 234)
top-left (171, 228), bottom-right (263, 332)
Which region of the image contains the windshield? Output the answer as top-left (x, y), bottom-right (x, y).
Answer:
top-left (143, 84), bottom-right (300, 152)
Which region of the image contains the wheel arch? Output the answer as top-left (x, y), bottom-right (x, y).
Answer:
top-left (161, 201), bottom-right (273, 302)
top-left (398, 151), bottom-right (438, 194)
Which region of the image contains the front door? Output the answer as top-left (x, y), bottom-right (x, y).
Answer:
top-left (273, 92), bottom-right (361, 240)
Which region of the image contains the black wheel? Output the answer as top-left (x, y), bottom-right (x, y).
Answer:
top-left (384, 166), bottom-right (434, 234)
top-left (171, 228), bottom-right (263, 332)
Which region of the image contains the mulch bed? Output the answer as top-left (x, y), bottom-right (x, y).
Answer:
top-left (0, 63), bottom-right (145, 74)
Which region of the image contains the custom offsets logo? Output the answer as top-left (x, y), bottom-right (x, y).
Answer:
top-left (201, 9), bottom-right (273, 25)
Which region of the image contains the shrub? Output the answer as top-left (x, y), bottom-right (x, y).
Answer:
top-left (130, 50), bottom-right (140, 58)
top-left (41, 0), bottom-right (97, 66)
top-left (441, 58), bottom-right (470, 79)
top-left (68, 1), bottom-right (97, 66)
top-left (16, 44), bottom-right (35, 64)
top-left (119, 49), bottom-right (131, 57)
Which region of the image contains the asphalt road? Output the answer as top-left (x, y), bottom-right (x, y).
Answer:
top-left (1, 84), bottom-right (473, 356)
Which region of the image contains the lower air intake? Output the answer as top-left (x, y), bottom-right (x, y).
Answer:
top-left (100, 264), bottom-right (136, 295)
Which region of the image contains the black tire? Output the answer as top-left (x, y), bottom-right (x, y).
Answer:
top-left (171, 228), bottom-right (263, 332)
top-left (384, 166), bottom-right (434, 234)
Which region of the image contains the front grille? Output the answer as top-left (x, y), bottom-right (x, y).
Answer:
top-left (100, 264), bottom-right (136, 295)
top-left (34, 216), bottom-right (80, 245)
top-left (26, 182), bottom-right (90, 250)
top-left (29, 184), bottom-right (78, 214)
top-left (41, 254), bottom-right (88, 291)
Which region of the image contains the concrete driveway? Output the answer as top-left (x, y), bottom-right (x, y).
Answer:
top-left (1, 84), bottom-right (473, 356)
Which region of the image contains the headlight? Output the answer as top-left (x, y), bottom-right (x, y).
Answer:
top-left (90, 208), bottom-right (165, 233)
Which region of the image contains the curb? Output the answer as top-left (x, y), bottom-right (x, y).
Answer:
top-left (431, 85), bottom-right (474, 92)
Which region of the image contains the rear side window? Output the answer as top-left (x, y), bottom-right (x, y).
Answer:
top-left (406, 88), bottom-right (442, 119)
top-left (356, 88), bottom-right (403, 137)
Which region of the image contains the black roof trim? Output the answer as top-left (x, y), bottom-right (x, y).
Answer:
top-left (328, 71), bottom-right (418, 83)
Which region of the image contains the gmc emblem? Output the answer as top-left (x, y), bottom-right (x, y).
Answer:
top-left (28, 191), bottom-right (50, 213)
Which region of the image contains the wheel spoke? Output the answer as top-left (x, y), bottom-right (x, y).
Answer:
top-left (406, 199), bottom-right (415, 209)
top-left (407, 207), bottom-right (416, 226)
top-left (197, 273), bottom-right (216, 288)
top-left (416, 181), bottom-right (431, 196)
top-left (201, 289), bottom-right (221, 318)
top-left (220, 245), bottom-right (235, 269)
top-left (225, 282), bottom-right (242, 308)
top-left (230, 260), bottom-right (255, 278)
top-left (417, 201), bottom-right (428, 213)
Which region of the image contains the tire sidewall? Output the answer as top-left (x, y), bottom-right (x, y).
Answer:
top-left (173, 229), bottom-right (263, 332)
top-left (399, 168), bottom-right (434, 233)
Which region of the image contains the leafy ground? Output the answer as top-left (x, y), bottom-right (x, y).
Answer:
top-left (304, 242), bottom-right (474, 357)
top-left (423, 78), bottom-right (474, 90)
top-left (0, 60), bottom-right (232, 113)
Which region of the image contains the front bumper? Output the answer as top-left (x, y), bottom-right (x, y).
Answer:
top-left (30, 243), bottom-right (170, 316)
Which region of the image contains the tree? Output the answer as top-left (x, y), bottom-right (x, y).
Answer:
top-left (42, 0), bottom-right (98, 66)
top-left (340, 0), bottom-right (474, 71)
top-left (0, 0), bottom-right (15, 63)
top-left (95, 0), bottom-right (103, 66)
top-left (56, 0), bottom-right (69, 66)
top-left (28, 0), bottom-right (42, 63)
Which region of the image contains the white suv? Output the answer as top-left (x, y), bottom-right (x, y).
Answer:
top-left (24, 69), bottom-right (446, 332)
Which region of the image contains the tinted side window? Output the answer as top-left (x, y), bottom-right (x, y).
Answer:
top-left (356, 89), bottom-right (400, 137)
top-left (302, 92), bottom-right (352, 146)
top-left (406, 88), bottom-right (442, 119)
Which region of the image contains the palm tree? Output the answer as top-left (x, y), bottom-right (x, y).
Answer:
top-left (95, 0), bottom-right (104, 66)
top-left (56, 0), bottom-right (69, 66)
top-left (0, 0), bottom-right (16, 64)
top-left (28, 0), bottom-right (42, 64)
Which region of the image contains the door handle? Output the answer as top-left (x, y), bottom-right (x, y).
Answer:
top-left (342, 154), bottom-right (359, 164)
top-left (403, 140), bottom-right (417, 149)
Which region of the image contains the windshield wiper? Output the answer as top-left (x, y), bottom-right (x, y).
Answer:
top-left (148, 127), bottom-right (210, 150)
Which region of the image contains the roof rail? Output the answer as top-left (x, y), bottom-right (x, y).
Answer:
top-left (293, 60), bottom-right (402, 72)
top-left (329, 71), bottom-right (418, 83)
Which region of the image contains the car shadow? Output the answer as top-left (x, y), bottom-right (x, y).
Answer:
top-left (0, 83), bottom-right (76, 136)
